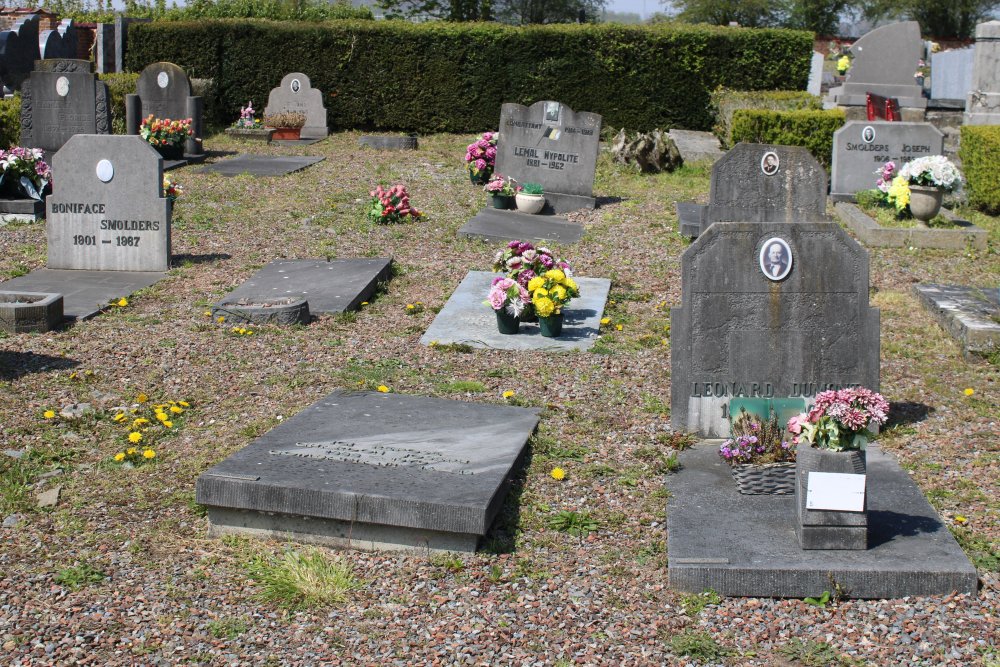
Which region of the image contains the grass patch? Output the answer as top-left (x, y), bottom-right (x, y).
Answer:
top-left (777, 638), bottom-right (865, 666)
top-left (950, 527), bottom-right (1000, 572)
top-left (548, 510), bottom-right (598, 538)
top-left (207, 618), bottom-right (249, 639)
top-left (439, 380), bottom-right (486, 393)
top-left (667, 630), bottom-right (731, 661)
top-left (54, 562), bottom-right (107, 590)
top-left (679, 589), bottom-right (721, 615)
top-left (246, 548), bottom-right (361, 608)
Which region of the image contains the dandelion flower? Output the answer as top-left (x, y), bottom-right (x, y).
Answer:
top-left (361, 301), bottom-right (369, 306)
top-left (113, 413), bottom-right (126, 422)
top-left (600, 317), bottom-right (611, 325)
top-left (128, 432), bottom-right (142, 443)
top-left (137, 393), bottom-right (148, 403)
top-left (132, 418), bottom-right (149, 427)
top-left (502, 390), bottom-right (515, 399)
top-left (954, 515), bottom-right (968, 524)
top-left (114, 452), bottom-right (125, 462)
top-left (615, 324), bottom-right (623, 331)
top-left (43, 410), bottom-right (55, 419)
top-left (117, 298), bottom-right (128, 307)
top-left (170, 405), bottom-right (183, 414)
top-left (203, 310), bottom-right (211, 317)
top-left (127, 448), bottom-right (137, 455)
top-left (376, 385), bottom-right (390, 393)
top-left (163, 420), bottom-right (173, 428)
top-left (178, 401), bottom-right (190, 407)
top-left (406, 304), bottom-right (415, 310)
top-left (156, 412), bottom-right (168, 422)
top-left (550, 467), bottom-right (566, 481)
top-left (217, 316), bottom-right (225, 323)
top-left (964, 388), bottom-right (974, 396)
top-left (142, 449), bottom-right (156, 460)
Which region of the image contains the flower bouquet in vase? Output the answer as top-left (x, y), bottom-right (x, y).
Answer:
top-left (484, 173), bottom-right (515, 209)
top-left (225, 101), bottom-right (273, 142)
top-left (492, 241), bottom-right (573, 322)
top-left (465, 131), bottom-right (497, 184)
top-left (0, 147), bottom-right (51, 201)
top-left (526, 269), bottom-right (580, 337)
top-left (139, 115), bottom-right (193, 160)
top-left (485, 277), bottom-right (531, 334)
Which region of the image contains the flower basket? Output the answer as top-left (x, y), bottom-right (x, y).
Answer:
top-left (731, 462), bottom-right (796, 495)
top-left (271, 127), bottom-right (302, 141)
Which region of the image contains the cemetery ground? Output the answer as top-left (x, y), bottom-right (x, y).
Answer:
top-left (0, 131), bottom-right (997, 665)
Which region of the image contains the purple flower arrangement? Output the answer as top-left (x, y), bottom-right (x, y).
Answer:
top-left (492, 240), bottom-right (572, 291)
top-left (0, 147), bottom-right (52, 200)
top-left (719, 407), bottom-right (795, 466)
top-left (486, 276), bottom-right (531, 316)
top-left (465, 131), bottom-right (497, 178)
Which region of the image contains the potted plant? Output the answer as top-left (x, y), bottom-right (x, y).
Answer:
top-left (365, 184), bottom-right (421, 224)
top-left (139, 115), bottom-right (194, 160)
top-left (484, 174), bottom-right (515, 209)
top-left (515, 182), bottom-right (545, 214)
top-left (225, 100), bottom-right (274, 142)
top-left (263, 111), bottom-right (307, 141)
top-left (485, 276), bottom-right (531, 334)
top-left (719, 407), bottom-right (796, 494)
top-left (836, 55), bottom-right (850, 76)
top-left (896, 155), bottom-right (963, 225)
top-left (492, 241), bottom-right (573, 321)
top-left (465, 131), bottom-right (497, 185)
top-left (526, 268), bottom-right (580, 337)
top-left (0, 147), bottom-right (51, 201)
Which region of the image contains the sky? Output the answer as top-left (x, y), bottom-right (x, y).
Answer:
top-left (605, 0), bottom-right (658, 18)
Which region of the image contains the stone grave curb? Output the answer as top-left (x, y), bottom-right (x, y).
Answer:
top-left (834, 201), bottom-right (988, 251)
top-left (212, 297), bottom-right (310, 326)
top-left (913, 284), bottom-right (1000, 359)
top-left (359, 135), bottom-right (418, 151)
top-left (0, 291), bottom-right (64, 333)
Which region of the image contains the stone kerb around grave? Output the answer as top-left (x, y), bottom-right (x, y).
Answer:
top-left (125, 61), bottom-right (203, 156)
top-left (670, 222), bottom-right (880, 437)
top-left (493, 101), bottom-right (602, 214)
top-left (46, 135), bottom-right (170, 272)
top-left (264, 72), bottom-right (328, 139)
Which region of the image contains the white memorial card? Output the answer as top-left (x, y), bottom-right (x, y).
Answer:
top-left (806, 472), bottom-right (866, 512)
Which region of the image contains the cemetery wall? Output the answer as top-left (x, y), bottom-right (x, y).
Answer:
top-left (125, 20), bottom-right (813, 133)
top-left (959, 125), bottom-right (1000, 214)
top-left (731, 108), bottom-right (846, 168)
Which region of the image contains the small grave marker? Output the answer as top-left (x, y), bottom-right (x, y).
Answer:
top-left (263, 73), bottom-right (328, 139)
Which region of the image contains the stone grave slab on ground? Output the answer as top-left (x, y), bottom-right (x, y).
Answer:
top-left (831, 121), bottom-right (944, 201)
top-left (965, 21), bottom-right (1000, 124)
top-left (20, 59), bottom-right (111, 155)
top-left (200, 154), bottom-right (324, 177)
top-left (359, 135), bottom-right (418, 151)
top-left (667, 129), bottom-right (724, 165)
top-left (0, 198), bottom-right (45, 224)
top-left (493, 101), bottom-right (602, 214)
top-left (196, 390), bottom-right (540, 552)
top-left (125, 61), bottom-right (204, 158)
top-left (272, 138), bottom-right (325, 147)
top-left (914, 283), bottom-right (1000, 358)
top-left (264, 73), bottom-right (328, 140)
top-left (834, 202), bottom-right (987, 250)
top-left (457, 208), bottom-right (585, 245)
top-left (676, 143), bottom-right (829, 238)
top-left (0, 269), bottom-right (164, 320)
top-left (218, 258), bottom-right (392, 315)
top-left (670, 222), bottom-right (880, 437)
top-left (419, 271), bottom-right (610, 351)
top-left (828, 21), bottom-right (927, 109)
top-left (666, 443), bottom-right (978, 598)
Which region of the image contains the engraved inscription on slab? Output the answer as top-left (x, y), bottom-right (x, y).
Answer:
top-left (271, 440), bottom-right (476, 474)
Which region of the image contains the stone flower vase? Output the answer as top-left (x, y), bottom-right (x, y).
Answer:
top-left (795, 445), bottom-right (868, 550)
top-left (908, 185), bottom-right (943, 225)
top-left (495, 308), bottom-right (520, 335)
top-left (515, 193), bottom-right (545, 214)
top-left (155, 142), bottom-right (185, 160)
top-left (538, 312), bottom-right (563, 337)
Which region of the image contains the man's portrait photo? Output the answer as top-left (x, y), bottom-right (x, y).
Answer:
top-left (862, 125), bottom-right (876, 143)
top-left (291, 78), bottom-right (301, 93)
top-left (760, 151), bottom-right (779, 176)
top-left (759, 237), bottom-right (792, 281)
top-left (544, 102), bottom-right (560, 122)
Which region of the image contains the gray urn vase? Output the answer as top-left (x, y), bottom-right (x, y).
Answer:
top-left (908, 185), bottom-right (943, 224)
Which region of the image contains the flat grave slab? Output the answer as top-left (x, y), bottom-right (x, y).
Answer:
top-left (162, 153), bottom-right (208, 172)
top-left (0, 268), bottom-right (165, 320)
top-left (834, 202), bottom-right (988, 251)
top-left (914, 283), bottom-right (1000, 358)
top-left (273, 138), bottom-right (325, 147)
top-left (458, 208), bottom-right (585, 245)
top-left (219, 258), bottom-right (392, 315)
top-left (200, 154), bottom-right (324, 177)
top-left (667, 129), bottom-right (724, 164)
top-left (196, 390), bottom-right (540, 553)
top-left (666, 442), bottom-right (978, 598)
top-left (420, 271), bottom-right (611, 351)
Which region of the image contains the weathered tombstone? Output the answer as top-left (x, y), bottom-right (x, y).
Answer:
top-left (94, 23), bottom-right (114, 74)
top-left (670, 222), bottom-right (880, 437)
top-left (965, 21), bottom-right (1000, 124)
top-left (46, 135), bottom-right (170, 272)
top-left (125, 62), bottom-right (203, 156)
top-left (807, 50), bottom-right (824, 96)
top-left (830, 121), bottom-right (943, 201)
top-left (829, 21), bottom-right (927, 109)
top-left (263, 73), bottom-right (328, 139)
top-left (930, 47), bottom-right (973, 105)
top-left (20, 59), bottom-right (111, 155)
top-left (0, 14), bottom-right (40, 94)
top-left (38, 20), bottom-right (76, 60)
top-left (493, 101), bottom-right (602, 214)
top-left (676, 143), bottom-right (829, 237)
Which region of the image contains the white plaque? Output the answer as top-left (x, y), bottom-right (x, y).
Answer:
top-left (55, 76), bottom-right (69, 97)
top-left (95, 159), bottom-right (114, 183)
top-left (157, 71), bottom-right (169, 88)
top-left (806, 472), bottom-right (866, 512)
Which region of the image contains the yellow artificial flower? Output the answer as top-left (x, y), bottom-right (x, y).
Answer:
top-left (114, 452), bottom-right (125, 462)
top-left (532, 288), bottom-right (549, 299)
top-left (43, 410), bottom-right (55, 419)
top-left (142, 449), bottom-right (156, 459)
top-left (137, 393), bottom-right (148, 403)
top-left (600, 317), bottom-right (611, 325)
top-left (533, 297), bottom-right (555, 318)
top-left (964, 388), bottom-right (975, 396)
top-left (564, 277), bottom-right (578, 292)
top-left (887, 176), bottom-right (910, 212)
top-left (527, 276), bottom-right (545, 292)
top-left (502, 390), bottom-right (515, 399)
top-left (550, 467), bottom-right (566, 481)
top-left (544, 269), bottom-right (565, 283)
top-left (128, 432), bottom-right (142, 443)
top-left (377, 385), bottom-right (390, 393)
top-left (837, 55), bottom-right (850, 73)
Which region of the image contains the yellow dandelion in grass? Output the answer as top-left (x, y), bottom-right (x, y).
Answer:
top-left (954, 515), bottom-right (968, 525)
top-left (68, 372), bottom-right (78, 380)
top-left (376, 385), bottom-right (390, 393)
top-left (360, 301), bottom-right (369, 306)
top-left (126, 448), bottom-right (137, 455)
top-left (142, 449), bottom-right (156, 460)
top-left (600, 317), bottom-right (611, 326)
top-left (155, 412), bottom-right (168, 422)
top-left (406, 304), bottom-right (415, 310)
top-left (502, 390), bottom-right (515, 399)
top-left (178, 401), bottom-right (190, 407)
top-left (550, 467), bottom-right (566, 481)
top-left (128, 432), bottom-right (142, 444)
top-left (429, 340), bottom-right (439, 347)
top-left (246, 330), bottom-right (254, 336)
top-left (116, 298), bottom-right (128, 307)
top-left (132, 418), bottom-right (149, 427)
top-left (217, 316), bottom-right (225, 323)
top-left (114, 452), bottom-right (125, 462)
top-left (615, 324), bottom-right (623, 331)
top-left (163, 420), bottom-right (173, 428)
top-left (43, 410), bottom-right (56, 419)
top-left (170, 405), bottom-right (183, 414)
top-left (203, 310), bottom-right (211, 317)
top-left (137, 393), bottom-right (148, 403)
top-left (964, 388), bottom-right (975, 396)
top-left (113, 413), bottom-right (126, 423)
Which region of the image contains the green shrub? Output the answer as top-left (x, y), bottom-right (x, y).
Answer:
top-left (126, 20), bottom-right (813, 133)
top-left (959, 125), bottom-right (1000, 214)
top-left (730, 108), bottom-right (846, 168)
top-left (0, 94), bottom-right (20, 148)
top-left (711, 88), bottom-right (822, 148)
top-left (99, 72), bottom-right (140, 135)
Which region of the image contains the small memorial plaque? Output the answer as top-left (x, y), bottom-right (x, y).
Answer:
top-left (806, 472), bottom-right (866, 512)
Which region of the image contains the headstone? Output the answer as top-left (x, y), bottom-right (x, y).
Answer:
top-left (829, 21), bottom-right (927, 109)
top-left (676, 143), bottom-right (829, 237)
top-left (46, 135), bottom-right (170, 272)
top-left (263, 73), bottom-right (328, 140)
top-left (20, 59), bottom-right (111, 155)
top-left (197, 390), bottom-right (540, 552)
top-left (670, 222), bottom-right (880, 437)
top-left (125, 62), bottom-right (203, 156)
top-left (38, 20), bottom-right (76, 60)
top-left (965, 21), bottom-right (1000, 124)
top-left (493, 101), bottom-right (602, 214)
top-left (94, 23), bottom-right (114, 74)
top-left (807, 50), bottom-right (824, 96)
top-left (930, 47), bottom-right (973, 104)
top-left (830, 121), bottom-right (943, 201)
top-left (113, 17), bottom-right (150, 75)
top-left (0, 14), bottom-right (40, 94)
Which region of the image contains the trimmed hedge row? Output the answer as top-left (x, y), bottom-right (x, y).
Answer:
top-left (710, 89), bottom-right (822, 148)
top-left (0, 94), bottom-right (19, 149)
top-left (125, 20), bottom-right (813, 133)
top-left (959, 125), bottom-right (1000, 214)
top-left (730, 108), bottom-right (846, 169)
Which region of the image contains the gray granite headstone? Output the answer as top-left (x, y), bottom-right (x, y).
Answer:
top-left (677, 143), bottom-right (829, 237)
top-left (830, 121), bottom-right (943, 201)
top-left (670, 222), bottom-right (880, 437)
top-left (0, 14), bottom-right (40, 93)
top-left (46, 135), bottom-right (170, 272)
top-left (20, 59), bottom-right (111, 154)
top-left (807, 50), bottom-right (824, 96)
top-left (965, 21), bottom-right (1000, 124)
top-left (125, 62), bottom-right (203, 156)
top-left (829, 21), bottom-right (927, 108)
top-left (263, 72), bottom-right (328, 140)
top-left (196, 390), bottom-right (540, 552)
top-left (493, 101), bottom-right (602, 213)
top-left (930, 47), bottom-right (973, 104)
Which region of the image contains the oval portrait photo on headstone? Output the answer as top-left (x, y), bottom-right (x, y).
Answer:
top-left (759, 237), bottom-right (792, 281)
top-left (291, 78), bottom-right (301, 93)
top-left (862, 125), bottom-right (876, 143)
top-left (157, 71), bottom-right (169, 89)
top-left (55, 76), bottom-right (69, 97)
top-left (760, 151), bottom-right (779, 176)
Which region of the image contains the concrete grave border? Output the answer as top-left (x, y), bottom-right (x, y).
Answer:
top-left (834, 202), bottom-right (987, 251)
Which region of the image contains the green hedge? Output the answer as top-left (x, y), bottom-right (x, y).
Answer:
top-left (125, 20), bottom-right (813, 133)
top-left (0, 94), bottom-right (20, 149)
top-left (710, 88), bottom-right (822, 148)
top-left (959, 125), bottom-right (1000, 214)
top-left (730, 108), bottom-right (846, 168)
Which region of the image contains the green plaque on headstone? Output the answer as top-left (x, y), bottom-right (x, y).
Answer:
top-left (771, 397), bottom-right (807, 429)
top-left (727, 397), bottom-right (808, 434)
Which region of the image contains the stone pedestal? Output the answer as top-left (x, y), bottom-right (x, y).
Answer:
top-left (965, 21), bottom-right (1000, 124)
top-left (795, 446), bottom-right (867, 550)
